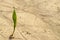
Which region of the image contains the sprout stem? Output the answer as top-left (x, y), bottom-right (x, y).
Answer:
top-left (9, 7), bottom-right (17, 39)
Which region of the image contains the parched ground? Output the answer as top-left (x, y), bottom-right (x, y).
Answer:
top-left (0, 0), bottom-right (60, 40)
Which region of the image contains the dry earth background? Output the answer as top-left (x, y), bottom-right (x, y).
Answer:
top-left (0, 0), bottom-right (60, 40)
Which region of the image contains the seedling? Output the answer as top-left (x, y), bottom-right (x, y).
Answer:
top-left (9, 7), bottom-right (27, 40)
top-left (9, 7), bottom-right (17, 39)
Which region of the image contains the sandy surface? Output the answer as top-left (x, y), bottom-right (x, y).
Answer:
top-left (0, 0), bottom-right (60, 40)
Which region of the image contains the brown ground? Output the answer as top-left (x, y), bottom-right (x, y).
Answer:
top-left (0, 0), bottom-right (60, 40)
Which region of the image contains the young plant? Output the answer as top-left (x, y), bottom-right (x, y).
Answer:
top-left (9, 7), bottom-right (17, 39)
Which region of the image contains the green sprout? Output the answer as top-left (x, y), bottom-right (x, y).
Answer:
top-left (9, 7), bottom-right (17, 39)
